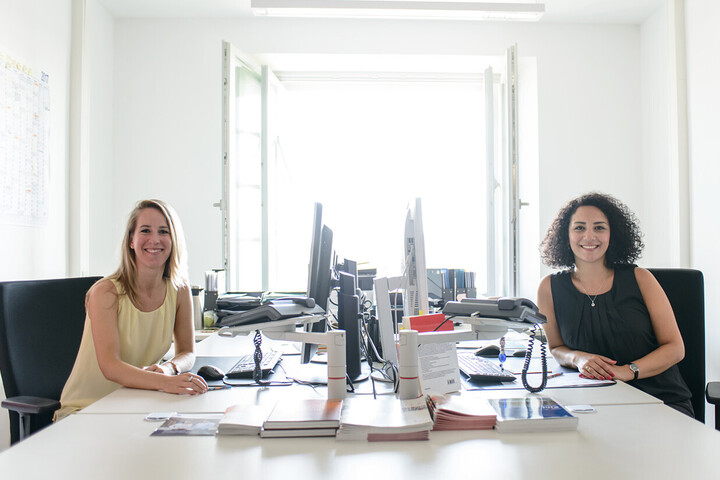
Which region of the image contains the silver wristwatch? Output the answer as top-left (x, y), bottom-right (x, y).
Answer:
top-left (628, 362), bottom-right (639, 380)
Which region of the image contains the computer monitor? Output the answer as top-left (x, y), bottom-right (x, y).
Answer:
top-left (336, 259), bottom-right (368, 382)
top-left (403, 198), bottom-right (430, 317)
top-left (301, 203), bottom-right (333, 364)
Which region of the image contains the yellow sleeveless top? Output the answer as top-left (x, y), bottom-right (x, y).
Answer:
top-left (55, 278), bottom-right (177, 420)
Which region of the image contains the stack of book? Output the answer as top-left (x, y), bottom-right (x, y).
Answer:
top-left (427, 395), bottom-right (497, 430)
top-left (337, 396), bottom-right (434, 441)
top-left (487, 397), bottom-right (578, 433)
top-left (259, 398), bottom-right (343, 438)
top-left (216, 404), bottom-right (275, 436)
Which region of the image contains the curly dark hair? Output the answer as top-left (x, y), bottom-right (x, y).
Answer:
top-left (540, 192), bottom-right (644, 269)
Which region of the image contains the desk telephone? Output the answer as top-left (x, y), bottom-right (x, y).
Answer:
top-left (442, 297), bottom-right (547, 324)
top-left (442, 297), bottom-right (548, 393)
top-left (216, 298), bottom-right (324, 328)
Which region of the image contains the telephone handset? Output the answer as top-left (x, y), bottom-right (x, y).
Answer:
top-left (443, 297), bottom-right (547, 324)
top-left (442, 297), bottom-right (548, 393)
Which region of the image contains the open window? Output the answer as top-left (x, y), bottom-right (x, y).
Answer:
top-left (222, 43), bottom-right (534, 297)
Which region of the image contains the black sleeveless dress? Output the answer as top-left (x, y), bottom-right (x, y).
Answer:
top-left (550, 265), bottom-right (693, 416)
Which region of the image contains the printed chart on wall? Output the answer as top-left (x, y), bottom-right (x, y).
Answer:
top-left (0, 51), bottom-right (50, 226)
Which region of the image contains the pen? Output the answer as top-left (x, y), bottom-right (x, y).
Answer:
top-left (547, 372), bottom-right (563, 379)
top-left (207, 385), bottom-right (231, 391)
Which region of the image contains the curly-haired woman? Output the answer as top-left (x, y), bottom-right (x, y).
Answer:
top-left (537, 192), bottom-right (693, 417)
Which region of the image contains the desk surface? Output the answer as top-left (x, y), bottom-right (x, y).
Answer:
top-left (1, 332), bottom-right (713, 479)
top-left (1, 404), bottom-right (718, 479)
top-left (83, 332), bottom-right (660, 415)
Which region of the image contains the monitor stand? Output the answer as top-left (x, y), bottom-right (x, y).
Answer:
top-left (292, 362), bottom-right (369, 385)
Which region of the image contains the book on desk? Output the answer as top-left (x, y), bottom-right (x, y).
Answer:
top-left (216, 404), bottom-right (274, 436)
top-left (487, 396), bottom-right (578, 433)
top-left (337, 396), bottom-right (433, 441)
top-left (259, 398), bottom-right (342, 438)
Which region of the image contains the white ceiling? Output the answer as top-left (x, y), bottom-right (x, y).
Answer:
top-left (96, 0), bottom-right (665, 24)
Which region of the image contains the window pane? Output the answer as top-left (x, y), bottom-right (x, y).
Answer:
top-left (227, 64), bottom-right (262, 291)
top-left (270, 80), bottom-right (487, 293)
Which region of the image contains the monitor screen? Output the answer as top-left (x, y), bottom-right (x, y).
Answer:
top-left (336, 259), bottom-right (368, 382)
top-left (403, 198), bottom-right (430, 316)
top-left (302, 203), bottom-right (333, 364)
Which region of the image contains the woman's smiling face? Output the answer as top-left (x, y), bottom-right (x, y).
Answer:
top-left (568, 205), bottom-right (610, 266)
top-left (130, 207), bottom-right (172, 272)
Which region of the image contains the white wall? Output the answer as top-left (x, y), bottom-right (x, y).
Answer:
top-left (640, 6), bottom-right (673, 267)
top-left (112, 20), bottom-right (224, 287)
top-left (685, 0), bottom-right (720, 428)
top-left (0, 0), bottom-right (73, 281)
top-left (86, 0), bottom-right (116, 276)
top-left (110, 18), bottom-right (646, 293)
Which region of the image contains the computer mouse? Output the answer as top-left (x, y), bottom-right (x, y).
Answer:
top-left (513, 349), bottom-right (528, 357)
top-left (474, 344), bottom-right (500, 357)
top-left (197, 365), bottom-right (226, 381)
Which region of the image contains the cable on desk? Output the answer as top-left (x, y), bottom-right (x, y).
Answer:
top-left (520, 323), bottom-right (548, 393)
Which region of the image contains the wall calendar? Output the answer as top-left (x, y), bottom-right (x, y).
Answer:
top-left (0, 51), bottom-right (50, 226)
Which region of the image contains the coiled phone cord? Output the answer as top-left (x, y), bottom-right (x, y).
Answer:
top-left (252, 329), bottom-right (270, 385)
top-left (521, 323), bottom-right (548, 393)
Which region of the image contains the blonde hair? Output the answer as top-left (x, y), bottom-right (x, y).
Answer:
top-left (109, 199), bottom-right (189, 304)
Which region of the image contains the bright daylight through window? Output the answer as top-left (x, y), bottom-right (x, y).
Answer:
top-left (223, 48), bottom-right (513, 297)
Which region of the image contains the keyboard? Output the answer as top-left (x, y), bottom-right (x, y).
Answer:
top-left (225, 350), bottom-right (283, 379)
top-left (457, 353), bottom-right (516, 382)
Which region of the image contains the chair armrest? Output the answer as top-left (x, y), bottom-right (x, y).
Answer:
top-left (705, 382), bottom-right (720, 405)
top-left (1, 396), bottom-right (61, 415)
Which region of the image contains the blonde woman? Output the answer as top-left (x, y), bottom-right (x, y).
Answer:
top-left (55, 200), bottom-right (207, 420)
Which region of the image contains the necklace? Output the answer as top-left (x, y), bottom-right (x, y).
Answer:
top-left (575, 273), bottom-right (611, 307)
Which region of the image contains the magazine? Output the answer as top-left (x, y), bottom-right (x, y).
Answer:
top-left (150, 415), bottom-right (222, 436)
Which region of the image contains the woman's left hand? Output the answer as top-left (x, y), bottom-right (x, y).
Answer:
top-left (608, 364), bottom-right (636, 382)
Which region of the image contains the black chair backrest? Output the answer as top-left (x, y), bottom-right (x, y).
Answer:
top-left (648, 268), bottom-right (705, 423)
top-left (0, 276), bottom-right (101, 440)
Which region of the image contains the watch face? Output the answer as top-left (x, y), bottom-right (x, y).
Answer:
top-left (629, 363), bottom-right (639, 372)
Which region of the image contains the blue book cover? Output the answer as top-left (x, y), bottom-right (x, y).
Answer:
top-left (488, 397), bottom-right (578, 432)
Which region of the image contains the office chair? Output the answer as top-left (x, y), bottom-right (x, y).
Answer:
top-left (706, 383), bottom-right (720, 430)
top-left (648, 268), bottom-right (705, 423)
top-left (0, 276), bottom-right (101, 444)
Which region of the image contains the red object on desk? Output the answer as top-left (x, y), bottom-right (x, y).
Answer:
top-left (406, 313), bottom-right (452, 333)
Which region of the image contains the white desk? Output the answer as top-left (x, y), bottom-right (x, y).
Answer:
top-left (80, 374), bottom-right (659, 415)
top-left (1, 331), bottom-right (715, 479)
top-left (82, 332), bottom-right (661, 415)
top-left (1, 404), bottom-right (718, 479)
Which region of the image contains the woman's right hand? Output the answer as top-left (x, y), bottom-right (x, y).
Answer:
top-left (576, 353), bottom-right (617, 380)
top-left (159, 372), bottom-right (208, 395)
